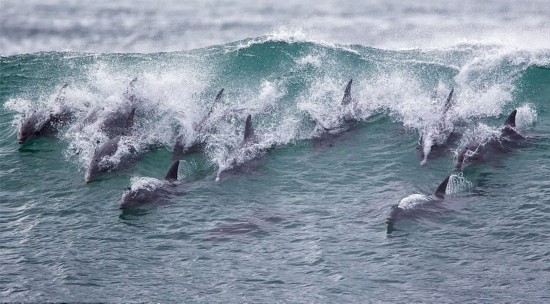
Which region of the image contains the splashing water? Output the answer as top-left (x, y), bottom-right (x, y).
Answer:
top-left (447, 172), bottom-right (473, 194)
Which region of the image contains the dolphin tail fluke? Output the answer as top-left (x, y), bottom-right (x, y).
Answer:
top-left (244, 114), bottom-right (254, 141)
top-left (341, 79), bottom-right (353, 105)
top-left (443, 88), bottom-right (454, 113)
top-left (434, 176), bottom-right (450, 199)
top-left (504, 110), bottom-right (517, 128)
top-left (164, 160), bottom-right (180, 182)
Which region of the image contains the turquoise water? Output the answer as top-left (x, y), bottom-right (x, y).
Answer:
top-left (1, 36), bottom-right (550, 302)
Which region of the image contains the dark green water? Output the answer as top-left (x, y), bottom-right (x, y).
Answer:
top-left (1, 38), bottom-right (549, 302)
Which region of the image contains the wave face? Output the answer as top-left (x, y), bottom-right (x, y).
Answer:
top-left (1, 36), bottom-right (550, 302)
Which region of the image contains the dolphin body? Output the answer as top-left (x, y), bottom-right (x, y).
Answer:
top-left (215, 114), bottom-right (263, 182)
top-left (454, 110), bottom-right (523, 171)
top-left (311, 79), bottom-right (361, 148)
top-left (80, 77), bottom-right (139, 139)
top-left (82, 105), bottom-right (136, 139)
top-left (84, 108), bottom-right (139, 183)
top-left (418, 88), bottom-right (460, 165)
top-left (172, 89), bottom-right (224, 160)
top-left (84, 79), bottom-right (142, 182)
top-left (120, 160), bottom-right (180, 209)
top-left (85, 135), bottom-right (137, 182)
top-left (17, 83), bottom-right (72, 144)
top-left (385, 175), bottom-right (451, 234)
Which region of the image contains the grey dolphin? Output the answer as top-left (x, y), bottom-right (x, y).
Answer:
top-left (84, 80), bottom-right (143, 182)
top-left (312, 79), bottom-right (359, 147)
top-left (18, 83), bottom-right (71, 144)
top-left (215, 114), bottom-right (263, 182)
top-left (85, 135), bottom-right (139, 182)
top-left (102, 106), bottom-right (136, 138)
top-left (454, 110), bottom-right (523, 171)
top-left (81, 78), bottom-right (139, 138)
top-left (81, 106), bottom-right (136, 138)
top-left (386, 175), bottom-right (451, 234)
top-left (418, 88), bottom-right (460, 165)
top-left (119, 160), bottom-right (180, 209)
top-left (172, 88), bottom-right (224, 160)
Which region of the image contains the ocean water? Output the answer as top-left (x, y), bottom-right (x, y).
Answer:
top-left (1, 1), bottom-right (550, 303)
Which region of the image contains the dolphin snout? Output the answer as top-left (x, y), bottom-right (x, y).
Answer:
top-left (85, 175), bottom-right (96, 183)
top-left (84, 172), bottom-right (94, 183)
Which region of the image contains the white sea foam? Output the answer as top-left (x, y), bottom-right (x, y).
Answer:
top-left (128, 176), bottom-right (164, 192)
top-left (515, 104), bottom-right (538, 130)
top-left (447, 173), bottom-right (473, 194)
top-left (397, 194), bottom-right (431, 210)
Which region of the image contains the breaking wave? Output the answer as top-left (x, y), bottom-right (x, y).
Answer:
top-left (2, 35), bottom-right (547, 180)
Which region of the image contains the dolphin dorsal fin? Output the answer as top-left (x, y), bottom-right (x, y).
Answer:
top-left (54, 83), bottom-right (69, 103)
top-left (443, 88), bottom-right (454, 113)
top-left (341, 79), bottom-right (353, 105)
top-left (215, 89), bottom-right (224, 104)
top-left (124, 77), bottom-right (138, 101)
top-left (164, 160), bottom-right (180, 182)
top-left (205, 88), bottom-right (224, 118)
top-left (434, 176), bottom-right (450, 199)
top-left (195, 89), bottom-right (225, 133)
top-left (504, 110), bottom-right (517, 128)
top-left (127, 77), bottom-right (138, 92)
top-left (244, 114), bottom-right (254, 141)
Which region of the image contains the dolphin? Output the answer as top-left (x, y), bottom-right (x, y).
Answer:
top-left (85, 135), bottom-right (139, 182)
top-left (418, 88), bottom-right (460, 165)
top-left (312, 79), bottom-right (360, 147)
top-left (80, 78), bottom-right (139, 139)
top-left (17, 83), bottom-right (71, 144)
top-left (454, 110), bottom-right (524, 171)
top-left (83, 80), bottom-right (145, 182)
top-left (215, 114), bottom-right (263, 182)
top-left (119, 160), bottom-right (180, 209)
top-left (81, 105), bottom-right (136, 139)
top-left (172, 88), bottom-right (224, 160)
top-left (386, 175), bottom-right (451, 234)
